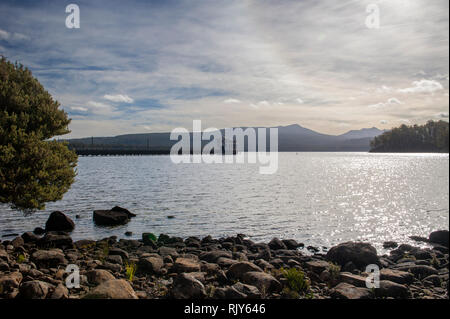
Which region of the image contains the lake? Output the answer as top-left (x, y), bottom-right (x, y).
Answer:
top-left (1, 152), bottom-right (448, 253)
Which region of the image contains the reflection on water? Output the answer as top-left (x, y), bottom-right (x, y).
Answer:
top-left (1, 152), bottom-right (448, 253)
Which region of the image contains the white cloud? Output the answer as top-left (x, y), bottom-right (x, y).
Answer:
top-left (368, 97), bottom-right (402, 109)
top-left (399, 79), bottom-right (444, 93)
top-left (223, 98), bottom-right (241, 104)
top-left (70, 106), bottom-right (88, 112)
top-left (295, 98), bottom-right (304, 104)
top-left (0, 29), bottom-right (9, 40)
top-left (376, 85), bottom-right (393, 93)
top-left (0, 29), bottom-right (28, 41)
top-left (435, 112), bottom-right (449, 119)
top-left (103, 94), bottom-right (134, 103)
top-left (87, 101), bottom-right (110, 108)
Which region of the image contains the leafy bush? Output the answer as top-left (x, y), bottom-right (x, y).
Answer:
top-left (282, 268), bottom-right (310, 293)
top-left (125, 262), bottom-right (137, 282)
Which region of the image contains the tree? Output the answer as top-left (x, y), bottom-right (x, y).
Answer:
top-left (370, 120), bottom-right (449, 153)
top-left (0, 57), bottom-right (77, 211)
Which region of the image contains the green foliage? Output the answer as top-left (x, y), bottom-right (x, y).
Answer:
top-left (125, 261), bottom-right (137, 282)
top-left (16, 254), bottom-right (26, 263)
top-left (0, 57), bottom-right (77, 211)
top-left (282, 268), bottom-right (310, 293)
top-left (370, 121), bottom-right (449, 153)
top-left (143, 232), bottom-right (157, 245)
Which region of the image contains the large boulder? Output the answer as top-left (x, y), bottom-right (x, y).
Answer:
top-left (429, 230), bottom-right (449, 247)
top-left (138, 256), bottom-right (164, 274)
top-left (19, 281), bottom-right (51, 299)
top-left (172, 273), bottom-right (206, 299)
top-left (226, 262), bottom-right (263, 281)
top-left (31, 250), bottom-right (68, 268)
top-left (38, 232), bottom-right (73, 249)
top-left (330, 282), bottom-right (372, 299)
top-left (173, 258), bottom-right (201, 273)
top-left (199, 250), bottom-right (233, 263)
top-left (85, 269), bottom-right (116, 285)
top-left (93, 210), bottom-right (130, 226)
top-left (268, 238), bottom-right (287, 250)
top-left (111, 206), bottom-right (136, 218)
top-left (374, 280), bottom-right (409, 299)
top-left (45, 211), bottom-right (75, 232)
top-left (84, 279), bottom-right (138, 299)
top-left (380, 269), bottom-right (414, 285)
top-left (242, 271), bottom-right (282, 294)
top-left (326, 242), bottom-right (380, 269)
top-left (0, 272), bottom-right (23, 292)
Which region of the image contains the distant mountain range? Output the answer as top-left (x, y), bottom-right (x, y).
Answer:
top-left (66, 124), bottom-right (387, 152)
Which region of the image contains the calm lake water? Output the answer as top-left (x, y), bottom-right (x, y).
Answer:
top-left (1, 153), bottom-right (449, 253)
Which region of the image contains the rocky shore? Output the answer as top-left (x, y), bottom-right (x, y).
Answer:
top-left (0, 210), bottom-right (448, 300)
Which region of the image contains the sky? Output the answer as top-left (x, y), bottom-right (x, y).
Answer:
top-left (0, 0), bottom-right (449, 138)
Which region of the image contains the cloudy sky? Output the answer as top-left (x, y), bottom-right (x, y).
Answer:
top-left (0, 0), bottom-right (448, 138)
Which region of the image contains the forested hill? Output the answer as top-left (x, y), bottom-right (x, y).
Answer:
top-left (370, 121), bottom-right (449, 153)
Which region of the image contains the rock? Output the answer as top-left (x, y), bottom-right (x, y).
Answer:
top-left (0, 261), bottom-right (9, 272)
top-left (306, 260), bottom-right (330, 274)
top-left (226, 262), bottom-right (263, 281)
top-left (100, 262), bottom-right (122, 273)
top-left (282, 239), bottom-right (299, 250)
top-left (0, 272), bottom-right (23, 291)
top-left (320, 270), bottom-right (331, 282)
top-left (423, 275), bottom-right (442, 287)
top-left (375, 280), bottom-right (409, 299)
top-left (31, 250), bottom-right (67, 268)
top-left (383, 241), bottom-right (398, 249)
top-left (217, 257), bottom-right (238, 268)
top-left (326, 242), bottom-right (380, 269)
top-left (232, 282), bottom-right (262, 299)
top-left (19, 280), bottom-right (51, 299)
top-left (429, 230), bottom-right (449, 247)
top-left (158, 246), bottom-right (179, 258)
top-left (268, 238), bottom-right (287, 250)
top-left (172, 273), bottom-right (206, 299)
top-left (339, 272), bottom-right (367, 287)
top-left (45, 211), bottom-right (75, 232)
top-left (200, 250), bottom-right (232, 263)
top-left (111, 206), bottom-right (136, 218)
top-left (11, 236), bottom-right (24, 248)
top-left (107, 255), bottom-right (123, 265)
top-left (342, 261), bottom-right (357, 273)
top-left (173, 258), bottom-right (201, 273)
top-left (21, 232), bottom-right (40, 243)
top-left (138, 256), bottom-right (164, 274)
top-left (108, 247), bottom-right (129, 260)
top-left (74, 239), bottom-right (96, 249)
top-left (330, 282), bottom-right (372, 299)
top-left (242, 272), bottom-right (282, 294)
top-left (125, 231), bottom-right (132, 237)
top-left (86, 269), bottom-right (116, 285)
top-left (0, 249), bottom-right (9, 263)
top-left (255, 259), bottom-right (274, 271)
top-left (409, 236), bottom-right (429, 243)
top-left (395, 265), bottom-right (438, 279)
top-left (84, 279), bottom-right (138, 299)
top-left (49, 283), bottom-right (69, 299)
top-left (380, 269), bottom-right (414, 284)
top-left (33, 227), bottom-right (46, 235)
top-left (223, 286), bottom-right (248, 299)
top-left (38, 232), bottom-right (73, 249)
top-left (93, 209), bottom-right (130, 226)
